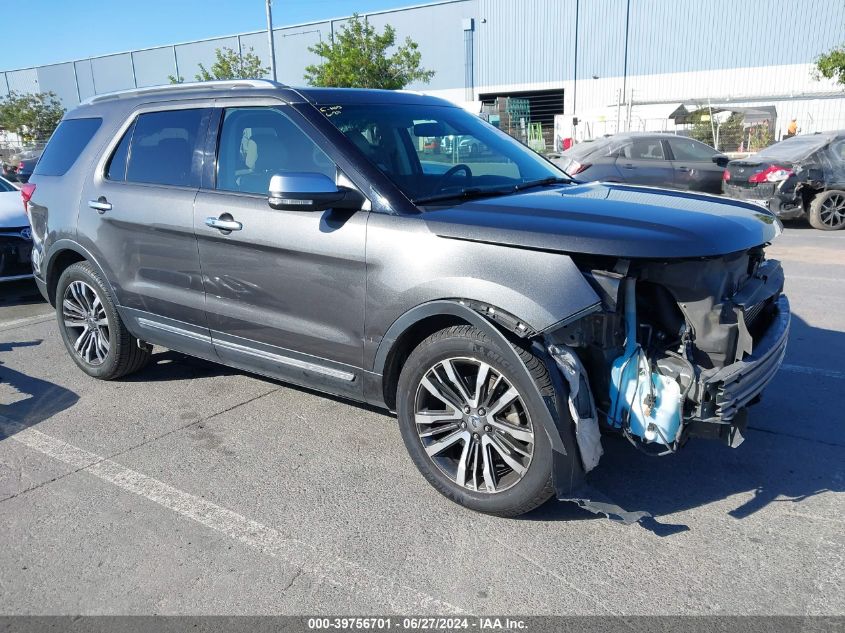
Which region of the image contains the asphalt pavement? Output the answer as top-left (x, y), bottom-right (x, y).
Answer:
top-left (0, 225), bottom-right (842, 615)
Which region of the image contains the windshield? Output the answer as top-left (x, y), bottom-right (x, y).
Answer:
top-left (319, 103), bottom-right (567, 203)
top-left (755, 134), bottom-right (831, 162)
top-left (563, 138), bottom-right (612, 159)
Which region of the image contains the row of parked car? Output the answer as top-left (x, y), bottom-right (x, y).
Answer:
top-left (556, 131), bottom-right (845, 231)
top-left (2, 151), bottom-right (41, 184)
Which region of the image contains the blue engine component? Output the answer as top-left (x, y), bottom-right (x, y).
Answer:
top-left (609, 278), bottom-right (683, 447)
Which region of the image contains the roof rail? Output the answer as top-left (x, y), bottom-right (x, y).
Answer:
top-left (80, 79), bottom-right (284, 105)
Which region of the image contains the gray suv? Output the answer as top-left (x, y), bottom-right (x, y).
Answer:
top-left (28, 81), bottom-right (790, 517)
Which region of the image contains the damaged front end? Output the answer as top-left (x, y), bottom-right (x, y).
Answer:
top-left (545, 246), bottom-right (790, 469)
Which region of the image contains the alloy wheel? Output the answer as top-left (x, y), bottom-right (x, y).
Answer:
top-left (820, 193), bottom-right (845, 229)
top-left (414, 357), bottom-right (534, 494)
top-left (62, 280), bottom-right (110, 366)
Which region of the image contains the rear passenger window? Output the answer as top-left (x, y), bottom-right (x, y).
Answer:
top-left (125, 109), bottom-right (207, 187)
top-left (33, 118), bottom-right (102, 177)
top-left (667, 138), bottom-right (715, 162)
top-left (106, 120), bottom-right (135, 181)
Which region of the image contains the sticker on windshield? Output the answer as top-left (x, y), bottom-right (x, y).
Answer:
top-left (320, 105), bottom-right (343, 118)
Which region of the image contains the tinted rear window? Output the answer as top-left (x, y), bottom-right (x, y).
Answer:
top-left (33, 118), bottom-right (102, 176)
top-left (756, 135), bottom-right (831, 162)
top-left (125, 109), bottom-right (207, 187)
top-left (564, 138), bottom-right (611, 159)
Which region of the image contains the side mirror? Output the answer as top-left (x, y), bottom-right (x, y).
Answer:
top-left (712, 155), bottom-right (729, 167)
top-left (268, 172), bottom-right (366, 212)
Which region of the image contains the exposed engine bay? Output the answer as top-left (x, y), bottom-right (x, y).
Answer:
top-left (547, 246), bottom-right (791, 470)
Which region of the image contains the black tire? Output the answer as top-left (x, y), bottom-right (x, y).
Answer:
top-left (56, 261), bottom-right (151, 380)
top-left (808, 190), bottom-right (845, 231)
top-left (397, 325), bottom-right (556, 517)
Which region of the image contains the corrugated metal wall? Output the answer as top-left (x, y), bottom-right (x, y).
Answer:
top-left (1, 0), bottom-right (843, 112)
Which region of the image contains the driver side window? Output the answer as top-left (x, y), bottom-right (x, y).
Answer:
top-left (216, 106), bottom-right (336, 195)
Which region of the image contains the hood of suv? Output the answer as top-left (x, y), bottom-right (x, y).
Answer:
top-left (423, 181), bottom-right (780, 258)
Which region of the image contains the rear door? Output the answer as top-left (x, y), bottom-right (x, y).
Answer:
top-left (665, 137), bottom-right (724, 193)
top-left (613, 137), bottom-right (675, 187)
top-left (193, 101), bottom-right (369, 397)
top-left (78, 103), bottom-right (214, 357)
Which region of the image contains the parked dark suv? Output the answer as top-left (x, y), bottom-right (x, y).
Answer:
top-left (28, 81), bottom-right (790, 517)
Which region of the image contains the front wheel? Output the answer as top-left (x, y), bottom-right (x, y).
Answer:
top-left (56, 261), bottom-right (151, 380)
top-left (397, 325), bottom-right (555, 517)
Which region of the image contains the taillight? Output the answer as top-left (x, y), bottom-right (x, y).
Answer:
top-left (748, 165), bottom-right (793, 183)
top-left (723, 169), bottom-right (730, 182)
top-left (20, 182), bottom-right (35, 215)
top-left (568, 160), bottom-right (591, 175)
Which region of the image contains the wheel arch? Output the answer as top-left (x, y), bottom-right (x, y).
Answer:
top-left (373, 299), bottom-right (585, 497)
top-left (376, 300), bottom-right (541, 399)
top-left (44, 241), bottom-right (114, 307)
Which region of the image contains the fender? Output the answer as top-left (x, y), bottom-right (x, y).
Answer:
top-left (41, 239), bottom-right (118, 306)
top-left (372, 299), bottom-right (584, 496)
top-left (363, 212), bottom-right (603, 374)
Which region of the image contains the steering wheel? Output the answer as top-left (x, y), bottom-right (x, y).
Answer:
top-left (431, 163), bottom-right (473, 195)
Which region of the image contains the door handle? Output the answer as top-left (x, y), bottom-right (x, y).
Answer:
top-left (205, 216), bottom-right (243, 232)
top-left (677, 166), bottom-right (690, 172)
top-left (88, 197), bottom-right (112, 213)
top-left (622, 163), bottom-right (635, 169)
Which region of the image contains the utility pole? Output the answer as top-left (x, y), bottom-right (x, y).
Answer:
top-left (266, 0), bottom-right (278, 82)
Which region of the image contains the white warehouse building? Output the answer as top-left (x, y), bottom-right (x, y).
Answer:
top-left (2, 0), bottom-right (844, 147)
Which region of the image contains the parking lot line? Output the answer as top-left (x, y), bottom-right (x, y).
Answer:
top-left (0, 314), bottom-right (54, 332)
top-left (780, 364), bottom-right (845, 380)
top-left (8, 424), bottom-right (464, 614)
top-left (786, 275), bottom-right (844, 282)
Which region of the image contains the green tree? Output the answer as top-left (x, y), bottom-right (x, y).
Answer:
top-left (813, 44), bottom-right (845, 87)
top-left (0, 91), bottom-right (65, 143)
top-left (689, 110), bottom-right (745, 152)
top-left (169, 46), bottom-right (270, 83)
top-left (304, 14), bottom-right (435, 89)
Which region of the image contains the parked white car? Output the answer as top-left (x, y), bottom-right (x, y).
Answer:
top-left (0, 176), bottom-right (33, 282)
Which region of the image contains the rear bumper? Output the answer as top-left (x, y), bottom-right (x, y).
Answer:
top-left (723, 184), bottom-right (804, 220)
top-left (692, 294), bottom-right (790, 426)
top-left (0, 237), bottom-right (33, 281)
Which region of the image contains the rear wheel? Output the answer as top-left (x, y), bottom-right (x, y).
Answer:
top-left (56, 262), bottom-right (151, 380)
top-left (808, 190), bottom-right (845, 230)
top-left (397, 325), bottom-right (555, 517)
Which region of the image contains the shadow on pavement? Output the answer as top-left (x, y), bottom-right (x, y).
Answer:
top-left (119, 349), bottom-right (239, 383)
top-left (0, 340), bottom-right (79, 438)
top-left (2, 308), bottom-right (840, 537)
top-left (525, 313), bottom-right (845, 533)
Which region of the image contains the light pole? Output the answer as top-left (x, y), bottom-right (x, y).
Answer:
top-left (266, 0), bottom-right (278, 82)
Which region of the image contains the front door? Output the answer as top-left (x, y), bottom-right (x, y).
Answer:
top-left (78, 105), bottom-right (214, 357)
top-left (194, 104), bottom-right (368, 397)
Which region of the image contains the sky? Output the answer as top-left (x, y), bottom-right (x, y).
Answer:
top-left (3, 0), bottom-right (421, 70)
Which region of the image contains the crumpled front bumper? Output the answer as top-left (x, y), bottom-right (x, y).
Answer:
top-left (687, 295), bottom-right (790, 443)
